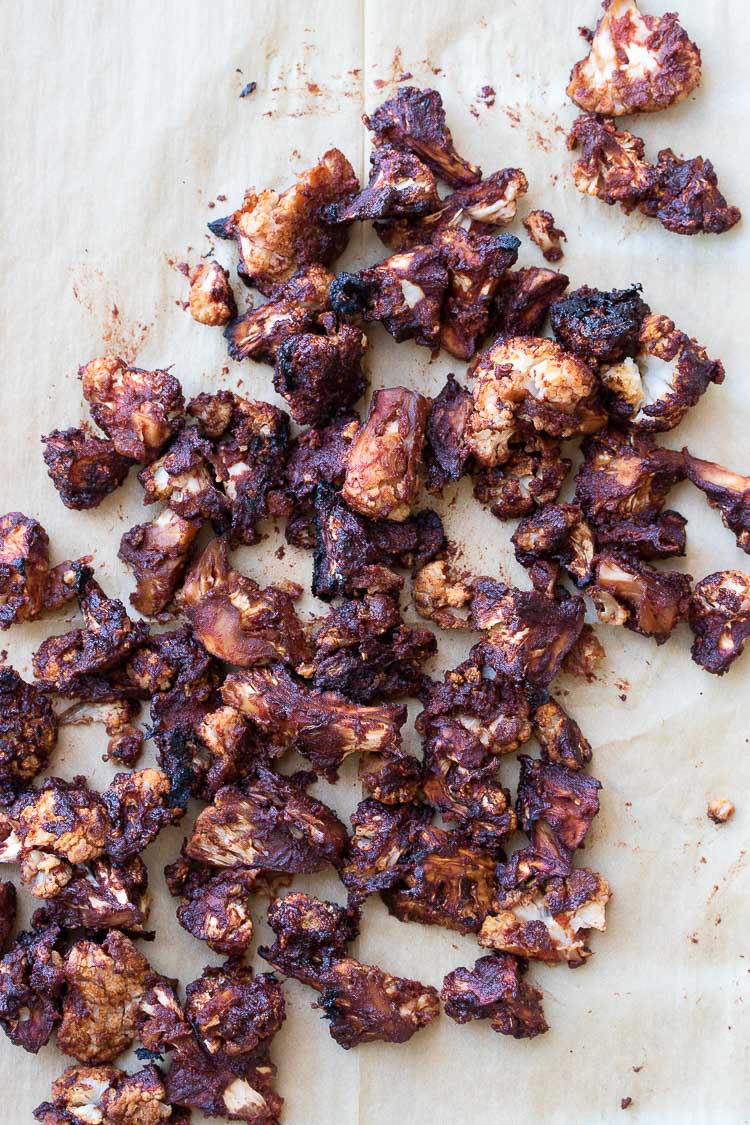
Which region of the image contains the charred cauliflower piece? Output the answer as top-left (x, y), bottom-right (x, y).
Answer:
top-left (323, 145), bottom-right (440, 223)
top-left (358, 749), bottom-right (423, 806)
top-left (466, 336), bottom-right (603, 465)
top-left (0, 882), bottom-right (15, 953)
top-left (224, 264), bottom-right (333, 364)
top-left (568, 0), bottom-right (701, 115)
top-left (185, 962), bottom-right (285, 1059)
top-left (550, 284), bottom-right (650, 367)
top-left (311, 483), bottom-right (445, 601)
top-left (493, 266), bottom-right (569, 338)
top-left (523, 210), bottom-right (566, 262)
top-left (186, 765), bottom-right (348, 874)
top-left (473, 432), bottom-right (571, 521)
top-left (104, 768), bottom-right (185, 862)
top-left (57, 930), bottom-right (154, 1064)
top-left (274, 314), bottom-right (368, 426)
top-left (0, 667), bottom-right (57, 804)
top-left (688, 570), bottom-right (750, 675)
top-left (222, 663), bottom-right (406, 778)
top-left (0, 925), bottom-right (64, 1053)
top-left (139, 428), bottom-right (228, 523)
top-left (707, 798), bottom-right (734, 825)
top-left (80, 356), bottom-right (184, 463)
top-left (0, 513), bottom-right (53, 628)
top-left (532, 696), bottom-right (593, 772)
top-left (210, 148), bottom-right (358, 295)
top-left (259, 892), bottom-right (359, 988)
top-left (589, 550), bottom-right (691, 642)
top-left (639, 148), bottom-right (741, 235)
top-left (424, 374), bottom-right (473, 493)
top-left (364, 85), bottom-right (481, 188)
top-left (33, 855), bottom-right (150, 934)
top-left (514, 756), bottom-right (601, 882)
top-left (480, 869), bottom-right (610, 965)
top-left (165, 851), bottom-right (262, 955)
top-left (42, 426), bottom-right (133, 510)
top-left (188, 260), bottom-right (237, 326)
top-left (342, 387), bottom-right (428, 521)
top-left (441, 953), bottom-right (548, 1039)
top-left (283, 414), bottom-right (360, 544)
top-left (684, 452), bottom-right (750, 553)
top-left (436, 228), bottom-right (520, 360)
top-left (568, 113), bottom-right (656, 210)
top-left (413, 559), bottom-right (473, 629)
top-left (33, 1062), bottom-right (177, 1125)
top-left (15, 777), bottom-right (110, 867)
top-left (308, 593), bottom-right (436, 702)
top-left (340, 799), bottom-right (432, 905)
top-left (512, 503), bottom-right (596, 587)
top-left (471, 579), bottom-right (585, 687)
top-left (178, 537), bottom-right (309, 669)
top-left (119, 508), bottom-right (201, 617)
top-left (596, 508), bottom-right (687, 560)
top-left (562, 624), bottom-right (607, 679)
top-left (575, 428), bottom-right (685, 528)
top-left (330, 246), bottom-right (448, 352)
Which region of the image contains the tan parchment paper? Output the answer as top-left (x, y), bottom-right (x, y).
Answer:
top-left (1, 1), bottom-right (748, 1121)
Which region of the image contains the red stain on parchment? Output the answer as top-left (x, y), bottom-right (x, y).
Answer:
top-left (71, 266), bottom-right (151, 363)
top-left (707, 850), bottom-right (748, 904)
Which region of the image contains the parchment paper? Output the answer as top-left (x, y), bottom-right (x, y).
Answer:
top-left (1, 2), bottom-right (748, 1121)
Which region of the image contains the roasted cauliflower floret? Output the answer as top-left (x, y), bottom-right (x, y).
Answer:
top-left (561, 624), bottom-right (607, 679)
top-left (441, 953), bottom-right (548, 1039)
top-left (358, 749), bottom-right (422, 805)
top-left (80, 356), bottom-right (184, 462)
top-left (684, 452), bottom-right (750, 554)
top-left (466, 336), bottom-right (603, 465)
top-left (185, 962), bottom-right (285, 1059)
top-left (364, 85), bottom-right (481, 188)
top-left (138, 427), bottom-right (228, 523)
top-left (282, 414), bottom-right (360, 543)
top-left (178, 537), bottom-right (309, 669)
top-left (0, 881), bottom-right (15, 953)
top-left (224, 264), bottom-right (333, 364)
top-left (479, 868), bottom-right (611, 965)
top-left (567, 0), bottom-right (701, 115)
top-left (187, 260), bottom-right (237, 326)
top-left (0, 925), bottom-right (64, 1053)
top-left (323, 145), bottom-right (440, 223)
top-left (512, 503), bottom-right (596, 587)
top-left (186, 765), bottom-right (348, 874)
top-left (42, 426), bottom-right (133, 510)
top-left (639, 148), bottom-right (741, 236)
top-left (473, 432), bottom-right (571, 521)
top-left (688, 570), bottom-right (750, 675)
top-left (165, 851), bottom-right (261, 955)
top-left (424, 374), bottom-right (473, 493)
top-left (273, 314), bottom-right (368, 426)
top-left (523, 210), bottom-right (566, 262)
top-left (707, 798), bottom-right (735, 824)
top-left (340, 799), bottom-right (432, 905)
top-left (550, 284), bottom-right (650, 367)
top-left (330, 246), bottom-right (448, 351)
top-left (589, 550), bottom-right (691, 642)
top-left (0, 513), bottom-right (52, 628)
top-left (210, 148), bottom-right (358, 295)
top-left (531, 696), bottom-right (593, 772)
top-left (259, 892), bottom-right (359, 987)
top-left (575, 427), bottom-right (685, 526)
top-left (436, 228), bottom-right (520, 360)
top-left (514, 756), bottom-right (601, 882)
top-left (0, 667), bottom-right (57, 804)
top-left (119, 507), bottom-right (201, 617)
top-left (15, 777), bottom-right (110, 867)
top-left (103, 768), bottom-right (185, 862)
top-left (493, 266), bottom-right (569, 337)
top-left (568, 113), bottom-right (656, 209)
top-left (222, 663), bottom-right (406, 778)
top-left (341, 387), bottom-right (428, 521)
top-left (32, 855), bottom-right (150, 933)
top-left (413, 559), bottom-right (473, 629)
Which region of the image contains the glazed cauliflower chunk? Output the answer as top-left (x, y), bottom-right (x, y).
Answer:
top-left (567, 0), bottom-right (701, 116)
top-left (688, 570), bottom-right (750, 675)
top-left (341, 387), bottom-right (428, 521)
top-left (80, 356), bottom-right (184, 463)
top-left (187, 261), bottom-right (237, 326)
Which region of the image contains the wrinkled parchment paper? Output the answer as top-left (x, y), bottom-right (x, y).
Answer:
top-left (1, 1), bottom-right (748, 1121)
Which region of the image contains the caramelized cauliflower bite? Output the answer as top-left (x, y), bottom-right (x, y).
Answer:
top-left (178, 537), bottom-right (309, 669)
top-left (424, 374), bottom-right (473, 493)
top-left (185, 963), bottom-right (285, 1060)
top-left (436, 228), bottom-right (521, 360)
top-left (550, 284), bottom-right (650, 367)
top-left (312, 483), bottom-right (445, 600)
top-left (707, 798), bottom-right (735, 825)
top-left (119, 507), bottom-right (201, 617)
top-left (567, 0), bottom-right (701, 115)
top-left (531, 695), bottom-right (593, 772)
top-left (34, 1062), bottom-right (177, 1125)
top-left (323, 145), bottom-right (440, 223)
top-left (561, 623), bottom-right (607, 679)
top-left (688, 570), bottom-right (750, 675)
top-left (471, 580), bottom-right (585, 688)
top-left (589, 550), bottom-right (691, 642)
top-left (273, 314), bottom-right (368, 426)
top-left (307, 594), bottom-right (436, 702)
top-left (0, 925), bottom-right (64, 1053)
top-left (80, 356), bottom-right (184, 463)
top-left (575, 428), bottom-right (685, 526)
top-left (364, 85), bottom-right (481, 188)
top-left (222, 664), bottom-right (406, 778)
top-left (224, 264), bottom-right (333, 364)
top-left (568, 113), bottom-right (656, 209)
top-left (684, 452), bottom-right (750, 554)
top-left (186, 764), bottom-right (348, 874)
top-left (358, 748), bottom-right (423, 805)
top-left (259, 892), bottom-right (359, 988)
top-left (138, 428), bottom-right (229, 523)
top-left (103, 769), bottom-right (186, 862)
top-left (0, 881), bottom-right (16, 952)
top-left (479, 868), bottom-right (611, 965)
top-left (640, 148), bottom-right (741, 236)
top-left (0, 667), bottom-right (57, 803)
top-left (383, 825), bottom-right (498, 934)
top-left (330, 246), bottom-right (448, 352)
top-left (282, 414), bottom-right (360, 544)
top-left (165, 851), bottom-right (262, 955)
top-left (493, 266), bottom-right (570, 338)
top-left (340, 799), bottom-right (432, 905)
top-left (57, 930), bottom-right (155, 1064)
top-left (187, 260), bottom-right (237, 326)
top-left (441, 953), bottom-right (548, 1039)
top-left (512, 503), bottom-right (596, 587)
top-left (32, 855), bottom-right (150, 933)
top-left (210, 148), bottom-right (358, 295)
top-left (523, 210), bottom-right (566, 262)
top-left (413, 559), bottom-right (473, 629)
top-left (473, 432), bottom-right (571, 521)
top-left (33, 566), bottom-right (149, 694)
top-left (42, 426), bottom-right (133, 510)
top-left (341, 387), bottom-right (428, 521)
top-left (0, 513), bottom-right (53, 628)
top-left (515, 756), bottom-right (601, 880)
top-left (466, 336), bottom-right (603, 465)
top-left (15, 777), bottom-right (110, 867)
top-left (417, 652), bottom-right (531, 756)
top-left (596, 508), bottom-right (687, 560)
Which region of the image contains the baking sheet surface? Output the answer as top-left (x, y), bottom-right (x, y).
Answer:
top-left (1, 1), bottom-right (748, 1121)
